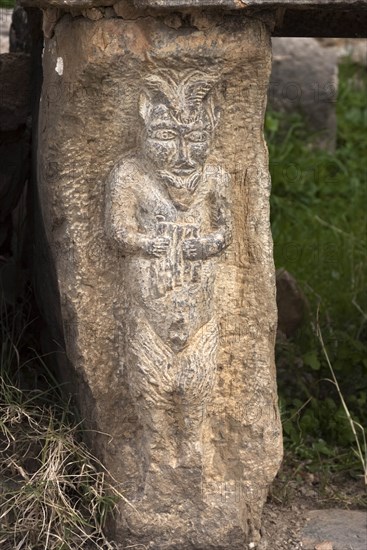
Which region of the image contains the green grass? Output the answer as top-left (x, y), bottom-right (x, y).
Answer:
top-left (267, 60), bottom-right (367, 478)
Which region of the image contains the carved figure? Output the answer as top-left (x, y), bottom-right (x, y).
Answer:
top-left (105, 70), bottom-right (232, 469)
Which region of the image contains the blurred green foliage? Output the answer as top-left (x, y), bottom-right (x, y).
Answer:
top-left (0, 0), bottom-right (15, 9)
top-left (267, 60), bottom-right (367, 474)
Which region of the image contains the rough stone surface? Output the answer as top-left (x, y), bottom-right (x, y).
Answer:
top-left (37, 11), bottom-right (282, 549)
top-left (269, 37), bottom-right (338, 151)
top-left (19, 0), bottom-right (367, 8)
top-left (315, 543), bottom-right (333, 550)
top-left (19, 0), bottom-right (367, 37)
top-left (302, 510), bottom-right (367, 550)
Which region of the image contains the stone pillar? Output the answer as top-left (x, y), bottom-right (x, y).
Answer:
top-left (35, 4), bottom-right (282, 548)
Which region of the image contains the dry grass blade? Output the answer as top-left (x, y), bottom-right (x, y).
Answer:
top-left (0, 373), bottom-right (128, 549)
top-left (0, 295), bottom-right (132, 548)
top-left (316, 307), bottom-right (367, 486)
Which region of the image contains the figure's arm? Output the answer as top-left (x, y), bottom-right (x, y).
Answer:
top-left (206, 177), bottom-right (232, 256)
top-left (105, 163), bottom-right (147, 255)
top-left (105, 163), bottom-right (169, 257)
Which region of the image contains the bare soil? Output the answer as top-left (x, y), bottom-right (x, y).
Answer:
top-left (261, 458), bottom-right (367, 549)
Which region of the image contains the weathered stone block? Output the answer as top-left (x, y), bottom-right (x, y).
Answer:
top-left (37, 9), bottom-right (282, 548)
top-left (269, 37), bottom-right (338, 151)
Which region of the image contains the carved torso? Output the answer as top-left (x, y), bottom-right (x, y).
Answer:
top-left (107, 156), bottom-right (230, 351)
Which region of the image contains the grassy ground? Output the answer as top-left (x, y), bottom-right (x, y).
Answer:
top-left (0, 295), bottom-right (125, 549)
top-left (266, 60), bottom-right (367, 482)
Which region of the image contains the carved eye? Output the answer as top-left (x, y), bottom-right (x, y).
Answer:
top-left (186, 130), bottom-right (210, 143)
top-left (151, 129), bottom-right (177, 141)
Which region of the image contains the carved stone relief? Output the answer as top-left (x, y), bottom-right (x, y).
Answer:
top-left (105, 70), bottom-right (232, 469)
top-left (37, 11), bottom-right (282, 549)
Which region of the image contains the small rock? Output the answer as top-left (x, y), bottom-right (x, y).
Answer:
top-left (191, 12), bottom-right (216, 30)
top-left (113, 0), bottom-right (141, 19)
top-left (82, 8), bottom-right (104, 22)
top-left (315, 543), bottom-right (333, 550)
top-left (306, 473), bottom-right (315, 484)
top-left (163, 15), bottom-right (182, 30)
top-left (104, 7), bottom-right (116, 19)
top-left (299, 486), bottom-right (317, 498)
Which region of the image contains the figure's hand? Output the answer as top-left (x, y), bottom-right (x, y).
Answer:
top-left (183, 234), bottom-right (226, 260)
top-left (146, 237), bottom-right (171, 257)
top-left (182, 238), bottom-right (205, 261)
top-left (187, 172), bottom-right (200, 191)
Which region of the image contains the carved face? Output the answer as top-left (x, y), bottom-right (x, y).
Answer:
top-left (142, 103), bottom-right (214, 176)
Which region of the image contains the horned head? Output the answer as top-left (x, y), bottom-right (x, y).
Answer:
top-left (139, 70), bottom-right (220, 129)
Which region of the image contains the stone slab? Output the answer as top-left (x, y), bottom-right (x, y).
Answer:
top-left (20, 1), bottom-right (367, 8)
top-left (37, 11), bottom-right (282, 548)
top-left (134, 0), bottom-right (367, 8)
top-left (20, 0), bottom-right (367, 37)
top-left (269, 37), bottom-right (338, 151)
top-left (302, 509), bottom-right (367, 550)
top-left (133, 0), bottom-right (367, 38)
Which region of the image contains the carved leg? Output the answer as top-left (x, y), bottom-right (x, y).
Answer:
top-left (126, 312), bottom-right (178, 470)
top-left (174, 317), bottom-right (218, 466)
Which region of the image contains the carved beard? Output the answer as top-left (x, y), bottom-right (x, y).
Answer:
top-left (157, 170), bottom-right (201, 211)
top-left (158, 170), bottom-right (201, 191)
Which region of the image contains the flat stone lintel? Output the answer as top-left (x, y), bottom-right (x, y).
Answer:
top-left (20, 0), bottom-right (367, 8)
top-left (21, 0), bottom-right (367, 37)
top-left (137, 0), bottom-right (367, 37)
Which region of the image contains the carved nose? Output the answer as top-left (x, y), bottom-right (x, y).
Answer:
top-left (177, 139), bottom-right (190, 165)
